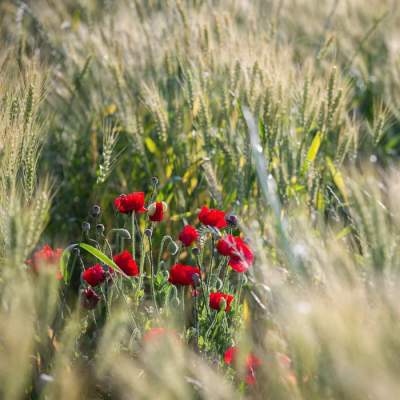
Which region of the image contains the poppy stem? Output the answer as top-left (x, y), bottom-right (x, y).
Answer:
top-left (207, 236), bottom-right (215, 288)
top-left (235, 273), bottom-right (245, 314)
top-left (195, 254), bottom-right (212, 320)
top-left (136, 237), bottom-right (146, 305)
top-left (131, 212), bottom-right (136, 259)
top-left (222, 265), bottom-right (230, 291)
top-left (181, 286), bottom-right (186, 332)
top-left (147, 236), bottom-right (159, 314)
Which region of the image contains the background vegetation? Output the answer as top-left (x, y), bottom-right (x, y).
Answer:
top-left (1, 0), bottom-right (400, 399)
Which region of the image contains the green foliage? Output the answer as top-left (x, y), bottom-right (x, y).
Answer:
top-left (1, 0), bottom-right (400, 399)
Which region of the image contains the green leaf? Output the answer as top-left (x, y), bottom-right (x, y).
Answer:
top-left (79, 243), bottom-right (128, 277)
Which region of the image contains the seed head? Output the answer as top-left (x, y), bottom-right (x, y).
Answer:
top-left (226, 214), bottom-right (238, 227)
top-left (192, 273), bottom-right (201, 287)
top-left (192, 247), bottom-right (200, 256)
top-left (82, 221), bottom-right (91, 232)
top-left (96, 224), bottom-right (105, 234)
top-left (91, 204), bottom-right (101, 218)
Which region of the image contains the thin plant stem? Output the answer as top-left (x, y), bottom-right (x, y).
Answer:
top-left (148, 237), bottom-right (159, 314)
top-left (131, 212), bottom-right (136, 259)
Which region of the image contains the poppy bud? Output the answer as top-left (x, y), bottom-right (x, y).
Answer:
top-left (151, 176), bottom-right (159, 186)
top-left (226, 214), bottom-right (238, 227)
top-left (82, 221), bottom-right (91, 232)
top-left (192, 273), bottom-right (200, 287)
top-left (192, 247), bottom-right (200, 256)
top-left (91, 205), bottom-right (101, 218)
top-left (144, 228), bottom-right (153, 237)
top-left (96, 224), bottom-right (105, 234)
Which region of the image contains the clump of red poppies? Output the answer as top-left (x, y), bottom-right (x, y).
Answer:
top-left (58, 184), bottom-right (259, 388)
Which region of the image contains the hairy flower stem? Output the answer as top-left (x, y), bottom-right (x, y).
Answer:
top-left (207, 236), bottom-right (215, 288)
top-left (222, 265), bottom-right (231, 291)
top-left (205, 310), bottom-right (223, 340)
top-left (131, 212), bottom-right (136, 259)
top-left (194, 294), bottom-right (200, 352)
top-left (136, 237), bottom-right (146, 305)
top-left (147, 237), bottom-right (159, 314)
top-left (215, 257), bottom-right (228, 286)
top-left (235, 274), bottom-right (245, 314)
top-left (195, 254), bottom-right (212, 320)
top-left (181, 286), bottom-right (186, 332)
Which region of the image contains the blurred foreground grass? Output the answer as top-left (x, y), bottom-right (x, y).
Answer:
top-left (1, 1), bottom-right (400, 399)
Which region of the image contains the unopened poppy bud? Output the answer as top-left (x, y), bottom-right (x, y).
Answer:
top-left (151, 176), bottom-right (159, 186)
top-left (144, 228), bottom-right (153, 238)
top-left (91, 205), bottom-right (101, 218)
top-left (96, 224), bottom-right (105, 234)
top-left (192, 273), bottom-right (200, 287)
top-left (192, 247), bottom-right (200, 256)
top-left (219, 297), bottom-right (227, 311)
top-left (82, 221), bottom-right (91, 232)
top-left (226, 214), bottom-right (238, 227)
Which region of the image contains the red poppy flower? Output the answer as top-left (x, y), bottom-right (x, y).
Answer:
top-left (224, 346), bottom-right (238, 364)
top-left (245, 354), bottom-right (262, 385)
top-left (82, 264), bottom-right (106, 286)
top-left (178, 225), bottom-right (199, 247)
top-left (224, 346), bottom-right (262, 385)
top-left (113, 250), bottom-right (139, 276)
top-left (216, 234), bottom-right (236, 256)
top-left (143, 327), bottom-right (168, 342)
top-left (114, 192), bottom-right (146, 214)
top-left (168, 264), bottom-right (201, 286)
top-left (217, 235), bottom-right (254, 272)
top-left (143, 327), bottom-right (179, 346)
top-left (209, 292), bottom-right (234, 312)
top-left (198, 206), bottom-right (227, 229)
top-left (81, 287), bottom-right (100, 309)
top-left (26, 244), bottom-right (63, 279)
top-left (148, 201), bottom-right (166, 222)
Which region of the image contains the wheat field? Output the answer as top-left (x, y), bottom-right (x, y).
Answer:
top-left (1, 1), bottom-right (400, 399)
